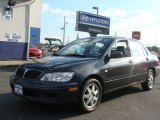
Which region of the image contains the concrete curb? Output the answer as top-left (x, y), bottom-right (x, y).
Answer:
top-left (0, 60), bottom-right (33, 72)
top-left (0, 60), bottom-right (32, 67)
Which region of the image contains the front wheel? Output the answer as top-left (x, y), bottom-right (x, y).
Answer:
top-left (141, 69), bottom-right (155, 91)
top-left (78, 78), bottom-right (102, 113)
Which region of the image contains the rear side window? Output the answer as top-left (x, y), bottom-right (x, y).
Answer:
top-left (129, 40), bottom-right (144, 56)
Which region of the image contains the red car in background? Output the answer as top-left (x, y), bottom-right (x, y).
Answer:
top-left (29, 44), bottom-right (42, 59)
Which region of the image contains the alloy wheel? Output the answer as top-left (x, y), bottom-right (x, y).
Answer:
top-left (148, 71), bottom-right (154, 89)
top-left (82, 83), bottom-right (100, 109)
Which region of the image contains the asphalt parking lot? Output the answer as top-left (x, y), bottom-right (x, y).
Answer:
top-left (0, 66), bottom-right (160, 120)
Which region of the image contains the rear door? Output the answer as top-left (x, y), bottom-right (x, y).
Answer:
top-left (129, 40), bottom-right (149, 83)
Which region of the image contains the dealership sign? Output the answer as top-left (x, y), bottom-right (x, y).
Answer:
top-left (76, 11), bottom-right (110, 35)
top-left (132, 31), bottom-right (141, 40)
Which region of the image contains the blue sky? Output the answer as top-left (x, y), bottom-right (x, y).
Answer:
top-left (41, 0), bottom-right (160, 45)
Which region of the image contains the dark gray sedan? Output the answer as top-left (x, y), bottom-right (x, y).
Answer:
top-left (10, 36), bottom-right (160, 113)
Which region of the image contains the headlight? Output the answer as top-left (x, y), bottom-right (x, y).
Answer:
top-left (40, 72), bottom-right (74, 82)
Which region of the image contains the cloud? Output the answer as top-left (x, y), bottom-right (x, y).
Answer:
top-left (100, 8), bottom-right (156, 26)
top-left (42, 3), bottom-right (50, 13)
top-left (148, 0), bottom-right (160, 4)
top-left (50, 9), bottom-right (75, 17)
top-left (41, 5), bottom-right (160, 45)
top-left (100, 8), bottom-right (127, 18)
top-left (42, 3), bottom-right (75, 17)
top-left (111, 10), bottom-right (156, 31)
top-left (100, 8), bottom-right (159, 45)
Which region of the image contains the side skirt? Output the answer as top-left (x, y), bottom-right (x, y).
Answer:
top-left (104, 81), bottom-right (144, 94)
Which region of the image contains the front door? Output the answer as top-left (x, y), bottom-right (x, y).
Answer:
top-left (103, 39), bottom-right (134, 91)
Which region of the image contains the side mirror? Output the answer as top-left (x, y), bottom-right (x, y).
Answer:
top-left (110, 51), bottom-right (123, 58)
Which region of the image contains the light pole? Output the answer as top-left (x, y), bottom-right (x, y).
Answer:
top-left (92, 6), bottom-right (99, 15)
top-left (89, 7), bottom-right (99, 37)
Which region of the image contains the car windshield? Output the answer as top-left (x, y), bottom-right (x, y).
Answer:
top-left (56, 37), bottom-right (113, 57)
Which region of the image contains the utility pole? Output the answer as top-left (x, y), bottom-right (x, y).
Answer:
top-left (67, 36), bottom-right (70, 44)
top-left (63, 16), bottom-right (66, 45)
top-left (115, 32), bottom-right (117, 36)
top-left (76, 33), bottom-right (79, 39)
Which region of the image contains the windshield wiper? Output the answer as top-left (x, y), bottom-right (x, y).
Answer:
top-left (64, 54), bottom-right (86, 57)
top-left (52, 53), bottom-right (60, 56)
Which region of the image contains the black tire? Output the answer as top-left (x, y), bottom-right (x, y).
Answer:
top-left (78, 78), bottom-right (102, 113)
top-left (141, 69), bottom-right (155, 91)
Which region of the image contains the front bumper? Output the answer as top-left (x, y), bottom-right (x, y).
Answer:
top-left (10, 76), bottom-right (79, 104)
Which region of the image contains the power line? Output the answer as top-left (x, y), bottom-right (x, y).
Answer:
top-left (111, 22), bottom-right (160, 31)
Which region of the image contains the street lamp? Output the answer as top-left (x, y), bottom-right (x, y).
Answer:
top-left (92, 6), bottom-right (99, 15)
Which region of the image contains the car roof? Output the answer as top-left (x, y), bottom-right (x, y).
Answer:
top-left (78, 36), bottom-right (139, 42)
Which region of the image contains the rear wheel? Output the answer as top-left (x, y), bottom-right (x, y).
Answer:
top-left (141, 69), bottom-right (155, 91)
top-left (78, 78), bottom-right (102, 113)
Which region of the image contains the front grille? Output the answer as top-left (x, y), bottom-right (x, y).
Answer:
top-left (16, 68), bottom-right (42, 80)
top-left (24, 70), bottom-right (42, 79)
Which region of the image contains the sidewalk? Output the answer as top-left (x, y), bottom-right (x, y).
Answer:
top-left (0, 60), bottom-right (35, 72)
top-left (0, 60), bottom-right (32, 67)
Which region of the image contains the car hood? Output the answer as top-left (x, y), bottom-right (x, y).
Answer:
top-left (22, 56), bottom-right (97, 70)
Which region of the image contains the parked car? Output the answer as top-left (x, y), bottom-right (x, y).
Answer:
top-left (43, 45), bottom-right (64, 57)
top-left (147, 46), bottom-right (160, 60)
top-left (42, 38), bottom-right (64, 57)
top-left (36, 43), bottom-right (45, 50)
top-left (44, 37), bottom-right (63, 45)
top-left (39, 44), bottom-right (51, 52)
top-left (29, 44), bottom-right (42, 59)
top-left (10, 36), bottom-right (160, 112)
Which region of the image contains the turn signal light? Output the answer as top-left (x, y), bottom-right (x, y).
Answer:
top-left (68, 87), bottom-right (78, 92)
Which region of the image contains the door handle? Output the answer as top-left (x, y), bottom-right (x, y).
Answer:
top-left (129, 60), bottom-right (133, 63)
